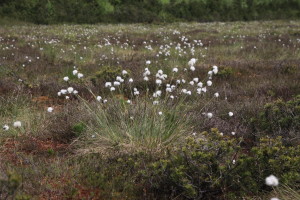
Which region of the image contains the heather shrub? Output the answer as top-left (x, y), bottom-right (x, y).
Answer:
top-left (76, 129), bottom-right (300, 199)
top-left (91, 66), bottom-right (124, 86)
top-left (251, 95), bottom-right (300, 141)
top-left (215, 66), bottom-right (235, 79)
top-left (140, 129), bottom-right (300, 199)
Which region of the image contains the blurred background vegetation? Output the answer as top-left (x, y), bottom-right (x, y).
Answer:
top-left (0, 0), bottom-right (300, 24)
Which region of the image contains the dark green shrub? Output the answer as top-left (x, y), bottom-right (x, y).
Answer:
top-left (251, 95), bottom-right (300, 140)
top-left (216, 66), bottom-right (235, 79)
top-left (75, 128), bottom-right (300, 199)
top-left (77, 153), bottom-right (148, 199)
top-left (91, 66), bottom-right (123, 85)
top-left (71, 122), bottom-right (87, 137)
top-left (141, 129), bottom-right (300, 199)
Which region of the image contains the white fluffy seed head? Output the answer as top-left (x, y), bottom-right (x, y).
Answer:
top-left (47, 107), bottom-right (53, 113)
top-left (60, 89), bottom-right (67, 94)
top-left (3, 125), bottom-right (9, 131)
top-left (166, 87), bottom-right (172, 92)
top-left (144, 70), bottom-right (150, 76)
top-left (188, 58), bottom-right (197, 66)
top-left (116, 76), bottom-right (122, 81)
top-left (156, 79), bottom-right (162, 85)
top-left (197, 88), bottom-right (202, 94)
top-left (193, 78), bottom-right (199, 83)
top-left (13, 121), bottom-right (22, 128)
top-left (122, 70), bottom-right (128, 75)
top-left (229, 112), bottom-right (234, 117)
top-left (114, 81), bottom-right (121, 86)
top-left (265, 175), bottom-right (279, 186)
top-left (77, 73), bottom-right (84, 78)
top-left (110, 87), bottom-right (116, 91)
top-left (270, 198), bottom-right (280, 200)
top-left (67, 87), bottom-right (74, 93)
top-left (197, 82), bottom-right (203, 87)
top-left (207, 80), bottom-right (212, 86)
top-left (213, 68), bottom-right (218, 74)
top-left (207, 113), bottom-right (213, 118)
top-left (96, 96), bottom-right (102, 102)
top-left (63, 76), bottom-right (69, 81)
top-left (105, 82), bottom-right (112, 88)
top-left (153, 100), bottom-right (159, 105)
top-left (72, 70), bottom-right (78, 75)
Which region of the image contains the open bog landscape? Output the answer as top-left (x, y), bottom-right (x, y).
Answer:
top-left (0, 20), bottom-right (300, 199)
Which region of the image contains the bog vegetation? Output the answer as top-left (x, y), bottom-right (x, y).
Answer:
top-left (0, 0), bottom-right (300, 24)
top-left (0, 21), bottom-right (299, 199)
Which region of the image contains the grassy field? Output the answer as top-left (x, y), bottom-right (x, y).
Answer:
top-left (0, 21), bottom-right (299, 199)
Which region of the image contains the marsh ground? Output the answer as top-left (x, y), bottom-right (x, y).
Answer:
top-left (0, 21), bottom-right (299, 199)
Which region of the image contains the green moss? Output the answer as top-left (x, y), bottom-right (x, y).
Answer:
top-left (71, 122), bottom-right (87, 137)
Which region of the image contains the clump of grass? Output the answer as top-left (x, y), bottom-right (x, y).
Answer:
top-left (55, 60), bottom-right (231, 155)
top-left (75, 96), bottom-right (191, 154)
top-left (272, 185), bottom-right (300, 200)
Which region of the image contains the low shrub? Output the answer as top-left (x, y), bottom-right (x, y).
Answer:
top-left (215, 66), bottom-right (235, 79)
top-left (75, 129), bottom-right (300, 199)
top-left (71, 122), bottom-right (87, 137)
top-left (142, 129), bottom-right (300, 199)
top-left (91, 66), bottom-right (124, 86)
top-left (0, 170), bottom-right (30, 200)
top-left (250, 95), bottom-right (300, 142)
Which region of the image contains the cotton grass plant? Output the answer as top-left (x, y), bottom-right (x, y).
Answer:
top-left (76, 95), bottom-right (192, 154)
top-left (56, 59), bottom-right (230, 154)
